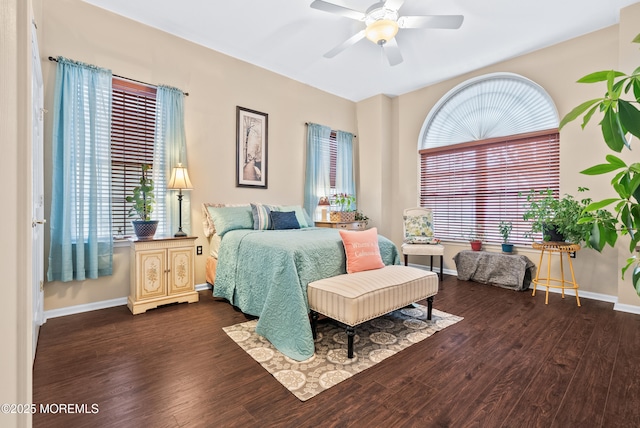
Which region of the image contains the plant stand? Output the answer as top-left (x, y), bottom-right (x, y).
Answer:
top-left (531, 242), bottom-right (581, 306)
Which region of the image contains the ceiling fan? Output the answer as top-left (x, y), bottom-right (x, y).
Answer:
top-left (310, 0), bottom-right (464, 66)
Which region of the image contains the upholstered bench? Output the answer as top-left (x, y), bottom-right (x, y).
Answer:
top-left (307, 265), bottom-right (439, 358)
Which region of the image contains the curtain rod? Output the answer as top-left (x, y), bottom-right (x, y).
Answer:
top-left (47, 56), bottom-right (189, 96)
top-left (305, 122), bottom-right (356, 138)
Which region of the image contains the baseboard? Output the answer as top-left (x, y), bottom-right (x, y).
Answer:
top-left (196, 282), bottom-right (212, 292)
top-left (613, 302), bottom-right (640, 315)
top-left (43, 297), bottom-right (128, 322)
top-left (408, 262), bottom-right (639, 314)
top-left (43, 283), bottom-right (213, 321)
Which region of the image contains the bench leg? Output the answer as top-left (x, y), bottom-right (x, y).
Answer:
top-left (346, 326), bottom-right (355, 359)
top-left (440, 255), bottom-right (444, 283)
top-left (404, 254), bottom-right (408, 266)
top-left (426, 296), bottom-right (434, 320)
top-left (310, 311), bottom-right (318, 340)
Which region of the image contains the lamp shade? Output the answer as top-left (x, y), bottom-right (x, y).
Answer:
top-left (167, 163), bottom-right (193, 190)
top-left (365, 19), bottom-right (399, 45)
top-left (318, 196), bottom-right (331, 206)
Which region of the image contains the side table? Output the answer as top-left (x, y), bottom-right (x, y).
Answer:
top-left (531, 242), bottom-right (581, 306)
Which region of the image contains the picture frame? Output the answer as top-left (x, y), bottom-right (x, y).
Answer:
top-left (236, 106), bottom-right (268, 188)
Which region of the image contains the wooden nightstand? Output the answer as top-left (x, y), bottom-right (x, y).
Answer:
top-left (128, 236), bottom-right (198, 314)
top-left (314, 220), bottom-right (367, 230)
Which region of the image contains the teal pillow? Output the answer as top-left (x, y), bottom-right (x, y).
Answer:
top-left (277, 205), bottom-right (310, 227)
top-left (207, 205), bottom-right (253, 237)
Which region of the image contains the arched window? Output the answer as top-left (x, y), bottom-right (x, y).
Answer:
top-left (418, 73), bottom-right (559, 244)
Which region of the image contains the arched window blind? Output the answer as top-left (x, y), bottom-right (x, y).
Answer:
top-left (418, 73), bottom-right (560, 244)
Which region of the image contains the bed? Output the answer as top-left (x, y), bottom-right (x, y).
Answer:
top-left (202, 203), bottom-right (400, 361)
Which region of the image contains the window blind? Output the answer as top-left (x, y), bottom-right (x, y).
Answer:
top-left (419, 130), bottom-right (560, 244)
top-left (110, 78), bottom-right (157, 237)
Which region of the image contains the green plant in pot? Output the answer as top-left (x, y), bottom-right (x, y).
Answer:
top-left (522, 188), bottom-right (611, 245)
top-left (126, 164), bottom-right (158, 239)
top-left (559, 32), bottom-right (640, 295)
top-left (330, 193), bottom-right (356, 222)
top-left (499, 221), bottom-right (514, 253)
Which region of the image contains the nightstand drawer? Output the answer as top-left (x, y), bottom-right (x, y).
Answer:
top-left (315, 221), bottom-right (367, 230)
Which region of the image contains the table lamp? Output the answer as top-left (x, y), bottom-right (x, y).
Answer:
top-left (167, 163), bottom-right (193, 237)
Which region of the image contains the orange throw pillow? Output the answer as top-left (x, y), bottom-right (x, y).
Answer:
top-left (339, 227), bottom-right (385, 274)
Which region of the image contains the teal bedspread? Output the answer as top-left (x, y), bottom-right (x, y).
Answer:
top-left (214, 228), bottom-right (400, 361)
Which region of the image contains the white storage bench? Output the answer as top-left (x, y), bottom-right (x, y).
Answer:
top-left (307, 265), bottom-right (439, 358)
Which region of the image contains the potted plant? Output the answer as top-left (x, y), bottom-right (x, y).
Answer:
top-left (559, 32), bottom-right (640, 295)
top-left (126, 164), bottom-right (158, 239)
top-left (330, 193), bottom-right (357, 222)
top-left (521, 187), bottom-right (613, 245)
top-left (354, 210), bottom-right (369, 225)
top-left (466, 229), bottom-right (484, 251)
top-left (499, 221), bottom-right (514, 253)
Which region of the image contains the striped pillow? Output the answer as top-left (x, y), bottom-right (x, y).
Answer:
top-left (251, 203), bottom-right (274, 230)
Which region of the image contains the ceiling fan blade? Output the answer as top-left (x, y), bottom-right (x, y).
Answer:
top-left (324, 30), bottom-right (366, 58)
top-left (383, 38), bottom-right (403, 66)
top-left (310, 0), bottom-right (366, 21)
top-left (384, 0), bottom-right (405, 11)
top-left (398, 15), bottom-right (464, 29)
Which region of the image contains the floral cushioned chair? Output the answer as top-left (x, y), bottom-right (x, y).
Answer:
top-left (401, 207), bottom-right (444, 282)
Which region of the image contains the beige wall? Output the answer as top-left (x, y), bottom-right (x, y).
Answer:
top-left (38, 0), bottom-right (640, 312)
top-left (39, 0), bottom-right (358, 311)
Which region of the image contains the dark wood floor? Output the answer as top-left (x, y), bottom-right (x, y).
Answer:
top-left (33, 276), bottom-right (640, 428)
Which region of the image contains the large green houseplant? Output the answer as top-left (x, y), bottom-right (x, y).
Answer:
top-left (559, 33), bottom-right (640, 295)
top-left (521, 188), bottom-right (611, 245)
top-left (126, 164), bottom-right (158, 239)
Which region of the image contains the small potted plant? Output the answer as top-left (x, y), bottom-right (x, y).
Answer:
top-left (126, 164), bottom-right (158, 239)
top-left (466, 229), bottom-right (484, 251)
top-left (499, 221), bottom-right (514, 253)
top-left (330, 193), bottom-right (357, 222)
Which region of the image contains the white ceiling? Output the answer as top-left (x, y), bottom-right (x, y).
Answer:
top-left (83, 0), bottom-right (639, 102)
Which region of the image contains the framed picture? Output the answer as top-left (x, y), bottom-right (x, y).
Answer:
top-left (236, 106), bottom-right (268, 188)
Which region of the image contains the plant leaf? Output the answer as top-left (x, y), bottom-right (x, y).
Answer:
top-left (618, 99), bottom-right (640, 140)
top-left (559, 98), bottom-right (602, 129)
top-left (605, 154), bottom-right (628, 168)
top-left (577, 70), bottom-right (625, 83)
top-left (581, 104), bottom-right (599, 130)
top-left (584, 198), bottom-right (620, 211)
top-left (581, 163), bottom-right (623, 175)
top-left (634, 265), bottom-right (640, 296)
top-left (601, 108), bottom-right (627, 152)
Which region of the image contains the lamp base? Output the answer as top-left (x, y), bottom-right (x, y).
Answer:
top-left (174, 230), bottom-right (187, 237)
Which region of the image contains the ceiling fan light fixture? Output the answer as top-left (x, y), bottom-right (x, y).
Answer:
top-left (365, 19), bottom-right (399, 45)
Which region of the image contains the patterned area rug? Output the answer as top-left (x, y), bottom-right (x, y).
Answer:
top-left (223, 305), bottom-right (463, 401)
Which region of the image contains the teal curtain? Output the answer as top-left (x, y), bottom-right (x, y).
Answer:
top-left (304, 123), bottom-right (331, 219)
top-left (335, 130), bottom-right (355, 207)
top-left (152, 85), bottom-right (190, 236)
top-left (47, 57), bottom-right (113, 282)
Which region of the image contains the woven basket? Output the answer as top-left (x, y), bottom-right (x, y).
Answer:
top-left (330, 211), bottom-right (356, 222)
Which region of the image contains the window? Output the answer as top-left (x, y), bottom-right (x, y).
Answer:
top-left (418, 73), bottom-right (560, 244)
top-left (420, 130), bottom-right (559, 244)
top-left (328, 131), bottom-right (337, 191)
top-left (110, 78), bottom-right (158, 237)
top-left (304, 123), bottom-right (355, 218)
